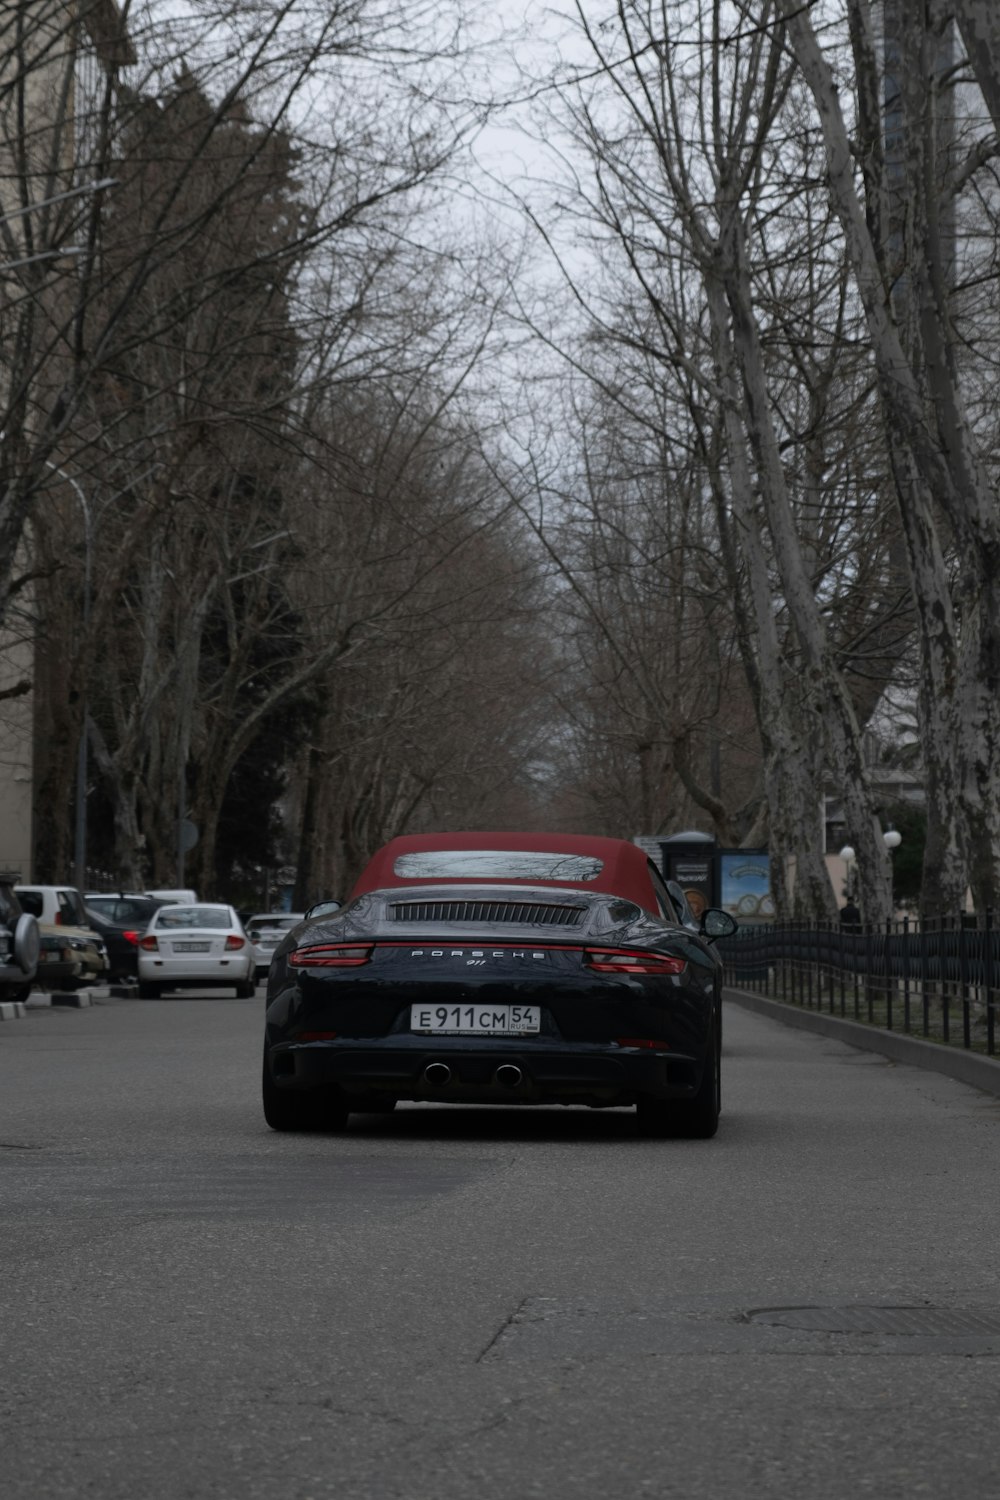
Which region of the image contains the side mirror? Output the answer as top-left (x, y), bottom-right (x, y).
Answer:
top-left (701, 908), bottom-right (738, 941)
top-left (248, 928), bottom-right (260, 941)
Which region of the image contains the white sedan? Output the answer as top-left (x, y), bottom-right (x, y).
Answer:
top-left (246, 912), bottom-right (305, 979)
top-left (137, 904), bottom-right (256, 998)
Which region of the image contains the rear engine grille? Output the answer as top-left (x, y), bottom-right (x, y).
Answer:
top-left (389, 900), bottom-right (586, 927)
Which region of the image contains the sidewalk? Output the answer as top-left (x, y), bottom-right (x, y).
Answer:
top-left (725, 984), bottom-right (1000, 1100)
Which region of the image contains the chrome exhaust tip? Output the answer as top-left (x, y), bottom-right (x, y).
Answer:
top-left (495, 1064), bottom-right (523, 1089)
top-left (423, 1062), bottom-right (451, 1087)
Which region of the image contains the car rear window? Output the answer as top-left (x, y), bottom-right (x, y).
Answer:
top-left (153, 906), bottom-right (232, 930)
top-left (392, 850), bottom-right (604, 882)
top-left (58, 890), bottom-right (86, 925)
top-left (91, 897), bottom-right (164, 923)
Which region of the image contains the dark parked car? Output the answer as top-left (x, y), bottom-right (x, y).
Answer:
top-left (263, 832), bottom-right (736, 1138)
top-left (0, 879), bottom-right (39, 1003)
top-left (84, 894), bottom-right (177, 979)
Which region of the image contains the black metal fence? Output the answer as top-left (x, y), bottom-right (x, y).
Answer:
top-left (720, 915), bottom-right (998, 1057)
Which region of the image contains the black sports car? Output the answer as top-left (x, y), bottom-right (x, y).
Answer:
top-left (263, 833), bottom-right (737, 1138)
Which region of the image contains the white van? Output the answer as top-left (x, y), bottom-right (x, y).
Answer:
top-left (145, 888), bottom-right (198, 904)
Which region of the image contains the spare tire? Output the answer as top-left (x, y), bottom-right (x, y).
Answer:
top-left (13, 913), bottom-right (40, 974)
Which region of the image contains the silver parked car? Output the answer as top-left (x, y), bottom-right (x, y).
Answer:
top-left (246, 912), bottom-right (305, 980)
top-left (137, 903), bottom-right (255, 998)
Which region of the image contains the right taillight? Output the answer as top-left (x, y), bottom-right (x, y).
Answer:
top-left (289, 944), bottom-right (373, 968)
top-left (122, 930), bottom-right (140, 946)
top-left (584, 948), bottom-right (686, 975)
top-left (139, 935), bottom-right (159, 952)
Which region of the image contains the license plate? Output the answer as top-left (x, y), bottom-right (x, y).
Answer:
top-left (410, 1003), bottom-right (540, 1035)
top-left (174, 941), bottom-right (210, 953)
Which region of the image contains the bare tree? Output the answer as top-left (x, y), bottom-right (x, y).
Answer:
top-left (4, 0), bottom-right (498, 886)
top-left (499, 1), bottom-right (906, 918)
top-left (779, 0), bottom-right (1000, 909)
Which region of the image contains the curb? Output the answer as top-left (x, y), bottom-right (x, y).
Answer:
top-left (49, 989), bottom-right (93, 1008)
top-left (3, 984), bottom-right (129, 1017)
top-left (724, 986), bottom-right (1000, 1101)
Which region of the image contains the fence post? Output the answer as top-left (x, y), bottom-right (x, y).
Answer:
top-left (940, 918), bottom-right (950, 1045)
top-left (781, 924), bottom-right (788, 1002)
top-left (987, 908), bottom-right (995, 1057)
top-left (885, 917), bottom-right (893, 1031)
top-left (921, 913), bottom-right (930, 1037)
top-left (794, 923), bottom-right (800, 1006)
top-left (827, 918), bottom-right (839, 1014)
top-left (902, 914), bottom-right (911, 1034)
top-left (959, 914), bottom-right (971, 1050)
top-left (807, 925), bottom-right (815, 1009)
top-left (839, 922), bottom-right (846, 1017)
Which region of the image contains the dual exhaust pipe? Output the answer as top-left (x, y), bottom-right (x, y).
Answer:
top-left (422, 1062), bottom-right (523, 1089)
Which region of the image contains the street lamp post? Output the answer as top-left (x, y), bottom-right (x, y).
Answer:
top-left (883, 826), bottom-right (902, 912)
top-left (838, 844), bottom-right (856, 902)
top-left (44, 463), bottom-right (92, 891)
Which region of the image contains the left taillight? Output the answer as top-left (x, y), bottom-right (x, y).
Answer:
top-left (139, 935), bottom-right (158, 952)
top-left (289, 944), bottom-right (374, 968)
top-left (584, 948), bottom-right (686, 976)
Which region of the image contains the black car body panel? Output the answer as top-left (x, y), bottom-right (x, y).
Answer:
top-left (84, 896), bottom-right (176, 979)
top-left (265, 885), bottom-right (722, 1111)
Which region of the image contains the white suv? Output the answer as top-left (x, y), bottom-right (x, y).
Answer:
top-left (15, 884), bottom-right (109, 985)
top-left (15, 884), bottom-right (90, 928)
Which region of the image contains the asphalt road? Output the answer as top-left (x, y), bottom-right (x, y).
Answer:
top-left (2, 989), bottom-right (999, 1500)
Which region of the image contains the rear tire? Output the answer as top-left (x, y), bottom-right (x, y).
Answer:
top-left (235, 978), bottom-right (256, 998)
top-left (138, 982), bottom-right (161, 999)
top-left (671, 1023), bottom-right (720, 1139)
top-left (262, 1050), bottom-right (349, 1133)
top-left (636, 1021), bottom-right (720, 1140)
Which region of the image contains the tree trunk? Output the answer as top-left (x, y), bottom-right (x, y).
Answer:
top-left (712, 225), bottom-right (891, 922)
top-left (705, 276), bottom-right (839, 922)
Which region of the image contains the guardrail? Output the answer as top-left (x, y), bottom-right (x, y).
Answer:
top-left (720, 916), bottom-right (998, 1057)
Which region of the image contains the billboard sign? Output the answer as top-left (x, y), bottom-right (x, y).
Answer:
top-left (719, 852), bottom-right (774, 923)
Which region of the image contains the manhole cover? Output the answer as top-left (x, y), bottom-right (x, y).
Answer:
top-left (746, 1305), bottom-right (1000, 1337)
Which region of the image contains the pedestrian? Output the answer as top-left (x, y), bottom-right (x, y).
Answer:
top-left (839, 898), bottom-right (861, 928)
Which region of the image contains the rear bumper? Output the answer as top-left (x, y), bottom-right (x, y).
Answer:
top-left (266, 1035), bottom-right (707, 1107)
top-left (139, 956), bottom-right (253, 985)
top-left (37, 957), bottom-right (82, 986)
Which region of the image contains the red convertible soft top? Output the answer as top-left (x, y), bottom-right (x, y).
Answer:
top-left (349, 831), bottom-right (660, 912)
